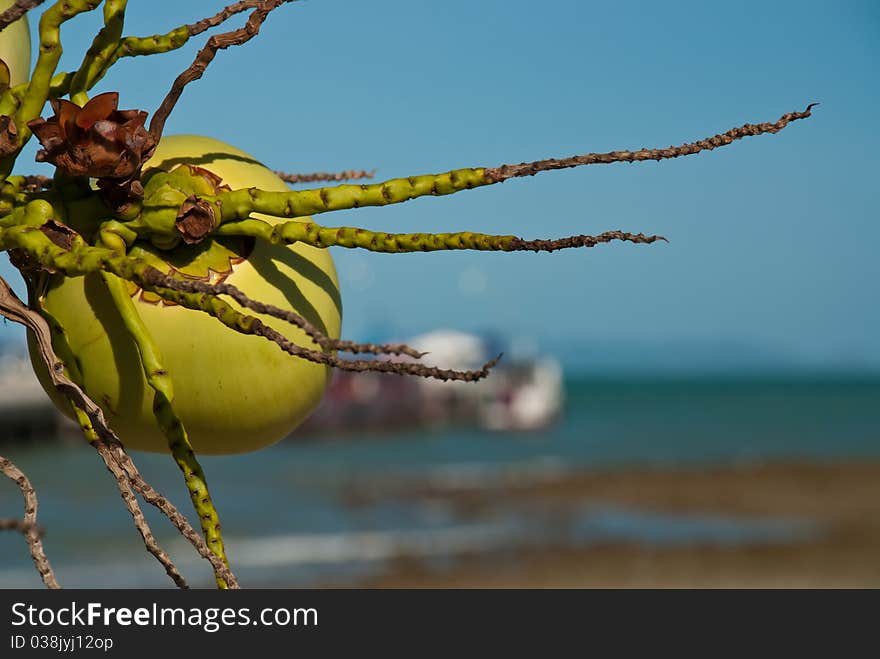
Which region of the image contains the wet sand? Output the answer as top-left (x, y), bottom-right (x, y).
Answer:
top-left (333, 460), bottom-right (880, 588)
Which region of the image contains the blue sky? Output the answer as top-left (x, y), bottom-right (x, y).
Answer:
top-left (2, 0), bottom-right (877, 370)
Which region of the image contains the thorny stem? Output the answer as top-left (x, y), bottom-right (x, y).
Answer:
top-left (0, 455), bottom-right (60, 589)
top-left (0, 206), bottom-right (662, 273)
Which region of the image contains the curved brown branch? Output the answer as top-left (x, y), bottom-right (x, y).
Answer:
top-left (0, 455), bottom-right (59, 589)
top-left (484, 104), bottom-right (819, 182)
top-left (276, 169), bottom-right (377, 185)
top-left (187, 0), bottom-right (265, 36)
top-left (150, 0), bottom-right (293, 143)
top-left (0, 0), bottom-right (44, 32)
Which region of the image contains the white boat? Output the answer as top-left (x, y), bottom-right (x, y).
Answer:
top-left (297, 330), bottom-right (564, 436)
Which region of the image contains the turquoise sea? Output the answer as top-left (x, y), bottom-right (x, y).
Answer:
top-left (1, 374), bottom-right (878, 588)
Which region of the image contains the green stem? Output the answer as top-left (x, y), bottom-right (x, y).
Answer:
top-left (0, 71), bottom-right (73, 117)
top-left (0, 24), bottom-right (205, 113)
top-left (69, 0), bottom-right (128, 105)
top-left (80, 26), bottom-right (190, 91)
top-left (217, 217), bottom-right (521, 253)
top-left (213, 167), bottom-right (490, 223)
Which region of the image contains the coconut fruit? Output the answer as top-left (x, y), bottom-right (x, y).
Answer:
top-left (29, 136), bottom-right (342, 454)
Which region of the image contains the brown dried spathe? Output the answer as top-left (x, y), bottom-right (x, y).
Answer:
top-left (27, 92), bottom-right (156, 180)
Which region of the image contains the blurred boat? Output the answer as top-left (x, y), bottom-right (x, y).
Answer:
top-left (296, 330), bottom-right (564, 437)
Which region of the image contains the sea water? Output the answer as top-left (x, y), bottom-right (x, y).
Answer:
top-left (1, 374), bottom-right (878, 587)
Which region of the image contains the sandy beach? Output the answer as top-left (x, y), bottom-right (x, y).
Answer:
top-left (333, 460), bottom-right (880, 588)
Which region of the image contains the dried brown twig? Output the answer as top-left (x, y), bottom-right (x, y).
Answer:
top-left (150, 0), bottom-right (295, 143)
top-left (509, 230), bottom-right (665, 253)
top-left (0, 0), bottom-right (44, 32)
top-left (0, 455), bottom-right (59, 588)
top-left (187, 0), bottom-right (265, 37)
top-left (484, 104), bottom-right (818, 182)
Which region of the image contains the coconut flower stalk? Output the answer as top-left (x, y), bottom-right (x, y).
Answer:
top-left (0, 0), bottom-right (815, 589)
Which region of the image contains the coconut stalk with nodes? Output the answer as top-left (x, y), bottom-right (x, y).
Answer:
top-left (0, 0), bottom-right (814, 589)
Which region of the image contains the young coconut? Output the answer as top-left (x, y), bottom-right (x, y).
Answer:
top-left (29, 135), bottom-right (342, 454)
